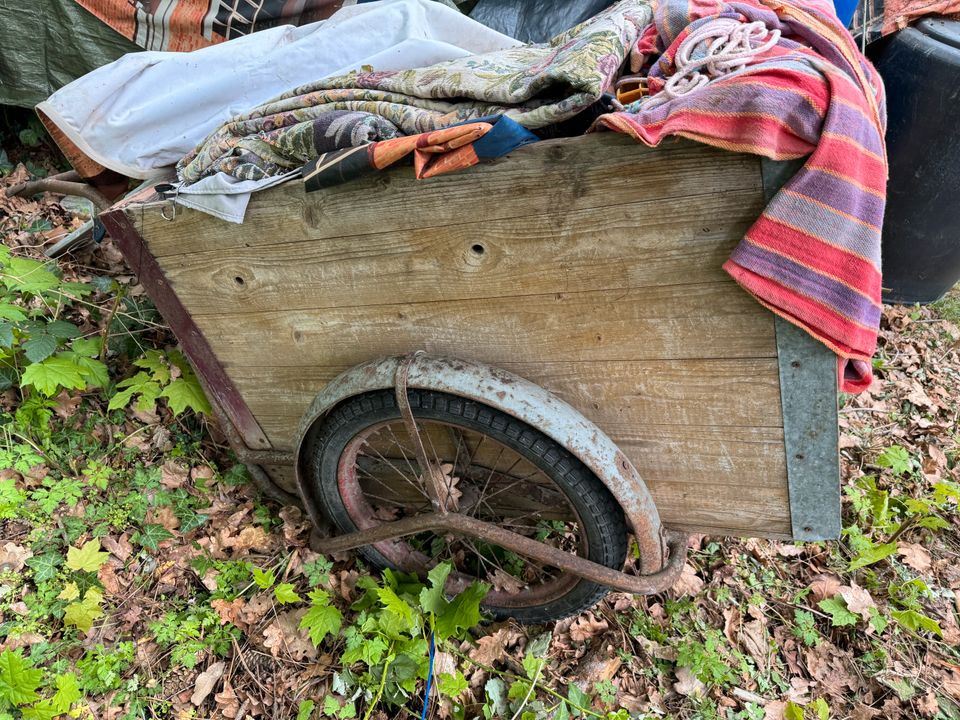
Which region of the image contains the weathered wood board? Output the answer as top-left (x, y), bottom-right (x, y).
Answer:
top-left (122, 132), bottom-right (839, 539)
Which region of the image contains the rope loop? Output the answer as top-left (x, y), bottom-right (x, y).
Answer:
top-left (646, 18), bottom-right (781, 108)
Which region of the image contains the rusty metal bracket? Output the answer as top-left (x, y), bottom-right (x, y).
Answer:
top-left (312, 512), bottom-right (687, 595)
top-left (395, 351), bottom-right (451, 513)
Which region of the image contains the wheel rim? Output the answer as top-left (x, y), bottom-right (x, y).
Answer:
top-left (336, 418), bottom-right (588, 607)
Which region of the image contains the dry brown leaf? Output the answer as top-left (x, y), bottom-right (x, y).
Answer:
top-left (741, 619), bottom-right (769, 672)
top-left (226, 526), bottom-right (273, 554)
top-left (101, 534), bottom-right (133, 561)
top-left (671, 563), bottom-right (705, 596)
top-left (849, 704), bottom-right (881, 720)
top-left (262, 609), bottom-right (317, 661)
top-left (211, 598), bottom-right (248, 630)
top-left (808, 574), bottom-right (842, 602)
top-left (838, 582), bottom-right (876, 622)
top-left (569, 613), bottom-right (608, 643)
top-left (943, 670), bottom-right (960, 700)
top-left (213, 680), bottom-right (241, 718)
top-left (673, 666), bottom-right (706, 697)
top-left (723, 606), bottom-right (742, 645)
top-left (470, 629), bottom-right (508, 666)
top-left (763, 700), bottom-right (786, 720)
top-left (490, 569), bottom-right (524, 594)
top-left (190, 662), bottom-right (225, 706)
top-left (0, 543), bottom-right (32, 572)
top-left (898, 542), bottom-right (932, 573)
top-left (775, 544), bottom-right (805, 557)
top-left (160, 461), bottom-right (190, 489)
top-left (916, 691), bottom-right (938, 718)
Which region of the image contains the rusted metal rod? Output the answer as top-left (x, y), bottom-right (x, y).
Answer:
top-left (7, 178), bottom-right (112, 212)
top-left (312, 512), bottom-right (688, 595)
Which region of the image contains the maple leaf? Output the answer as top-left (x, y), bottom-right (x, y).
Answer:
top-left (299, 589), bottom-right (343, 646)
top-left (161, 375), bottom-right (211, 416)
top-left (64, 588), bottom-right (104, 634)
top-left (0, 649), bottom-right (42, 706)
top-left (274, 583), bottom-right (302, 605)
top-left (65, 539), bottom-right (109, 573)
top-left (21, 356), bottom-right (85, 396)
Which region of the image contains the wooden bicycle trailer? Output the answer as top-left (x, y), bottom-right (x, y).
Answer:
top-left (100, 132), bottom-right (840, 618)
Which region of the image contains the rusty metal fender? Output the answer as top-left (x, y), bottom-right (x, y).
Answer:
top-left (294, 353), bottom-right (668, 573)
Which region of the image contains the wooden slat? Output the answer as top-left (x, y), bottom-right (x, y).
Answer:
top-left (253, 415), bottom-right (789, 536)
top-left (133, 135), bottom-right (763, 258)
top-left (159, 191), bottom-right (761, 316)
top-left (193, 282), bottom-right (777, 369)
top-left (228, 358), bottom-right (783, 431)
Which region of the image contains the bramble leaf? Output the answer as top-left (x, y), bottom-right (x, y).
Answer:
top-left (817, 596), bottom-right (859, 627)
top-left (22, 334), bottom-right (57, 363)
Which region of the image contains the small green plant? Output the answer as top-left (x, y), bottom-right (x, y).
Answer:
top-left (109, 348), bottom-right (211, 416)
top-left (0, 246), bottom-right (107, 400)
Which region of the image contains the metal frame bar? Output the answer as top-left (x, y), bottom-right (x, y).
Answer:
top-left (313, 513), bottom-right (688, 595)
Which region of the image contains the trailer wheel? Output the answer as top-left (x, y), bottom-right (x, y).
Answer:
top-left (301, 389), bottom-right (629, 623)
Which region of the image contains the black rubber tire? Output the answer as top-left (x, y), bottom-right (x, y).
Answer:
top-left (301, 389), bottom-right (629, 624)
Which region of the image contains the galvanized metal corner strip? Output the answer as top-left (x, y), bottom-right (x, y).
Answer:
top-left (775, 317), bottom-right (841, 540)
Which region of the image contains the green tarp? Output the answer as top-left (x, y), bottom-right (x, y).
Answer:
top-left (0, 1), bottom-right (140, 108)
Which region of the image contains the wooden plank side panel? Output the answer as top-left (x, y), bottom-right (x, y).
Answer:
top-left (133, 135), bottom-right (763, 258)
top-left (160, 191), bottom-right (762, 316)
top-left (229, 358), bottom-right (783, 430)
top-left (192, 282), bottom-right (777, 369)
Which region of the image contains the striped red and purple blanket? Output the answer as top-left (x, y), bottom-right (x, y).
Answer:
top-left (596, 0), bottom-right (886, 392)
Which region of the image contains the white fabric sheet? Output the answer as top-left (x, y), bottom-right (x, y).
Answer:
top-left (38, 0), bottom-right (520, 180)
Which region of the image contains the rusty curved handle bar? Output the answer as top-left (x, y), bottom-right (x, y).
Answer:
top-left (313, 513), bottom-right (688, 596)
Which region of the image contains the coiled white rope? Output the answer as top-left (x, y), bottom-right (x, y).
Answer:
top-left (644, 18), bottom-right (782, 108)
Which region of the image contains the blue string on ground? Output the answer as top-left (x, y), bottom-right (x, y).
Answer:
top-left (420, 631), bottom-right (436, 720)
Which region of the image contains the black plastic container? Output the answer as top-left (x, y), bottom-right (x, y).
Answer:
top-left (869, 18), bottom-right (960, 304)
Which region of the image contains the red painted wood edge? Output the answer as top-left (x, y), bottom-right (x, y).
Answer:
top-left (100, 206), bottom-right (273, 450)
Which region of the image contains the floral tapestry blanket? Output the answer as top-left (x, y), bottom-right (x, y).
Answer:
top-left (177, 0), bottom-right (651, 183)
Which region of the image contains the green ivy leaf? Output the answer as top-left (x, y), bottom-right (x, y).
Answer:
top-left (300, 589), bottom-right (343, 646)
top-left (567, 683), bottom-right (592, 715)
top-left (890, 609), bottom-right (943, 637)
top-left (0, 649), bottom-right (42, 706)
top-left (274, 583), bottom-right (302, 605)
top-left (817, 596), bottom-right (859, 627)
top-left (22, 334), bottom-right (57, 363)
top-left (65, 539), bottom-right (109, 573)
top-left (135, 524), bottom-right (174, 550)
top-left (21, 356), bottom-right (86, 396)
top-left (161, 375), bottom-right (211, 416)
top-left (25, 552), bottom-right (62, 582)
